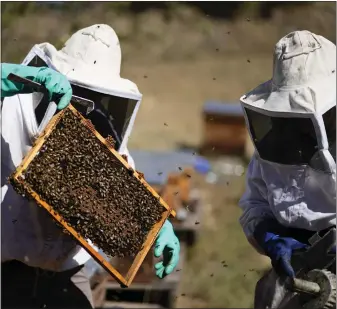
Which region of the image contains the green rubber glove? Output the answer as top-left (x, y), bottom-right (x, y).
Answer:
top-left (1, 63), bottom-right (72, 110)
top-left (154, 220), bottom-right (180, 279)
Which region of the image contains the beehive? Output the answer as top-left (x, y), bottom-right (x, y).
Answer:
top-left (161, 173), bottom-right (181, 212)
top-left (201, 101), bottom-right (247, 155)
top-left (9, 104), bottom-right (176, 287)
top-left (163, 171), bottom-right (193, 219)
top-left (178, 168), bottom-right (193, 204)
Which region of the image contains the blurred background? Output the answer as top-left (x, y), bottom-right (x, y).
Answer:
top-left (2, 1), bottom-right (336, 308)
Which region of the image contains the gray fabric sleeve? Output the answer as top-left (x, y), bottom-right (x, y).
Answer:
top-left (239, 154), bottom-right (275, 243)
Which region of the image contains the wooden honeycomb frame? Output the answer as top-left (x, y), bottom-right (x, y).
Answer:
top-left (10, 104), bottom-right (176, 287)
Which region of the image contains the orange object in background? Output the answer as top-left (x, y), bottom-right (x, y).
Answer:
top-left (178, 168), bottom-right (193, 204)
top-left (161, 173), bottom-right (181, 214)
top-left (159, 169), bottom-right (197, 222)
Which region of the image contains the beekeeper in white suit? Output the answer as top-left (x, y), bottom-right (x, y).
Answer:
top-left (238, 30), bottom-right (336, 308)
top-left (1, 24), bottom-right (180, 308)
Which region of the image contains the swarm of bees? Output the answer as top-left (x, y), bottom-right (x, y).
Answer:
top-left (13, 109), bottom-right (165, 258)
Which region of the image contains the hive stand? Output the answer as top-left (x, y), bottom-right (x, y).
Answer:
top-left (102, 244), bottom-right (186, 309)
top-left (10, 104), bottom-right (176, 288)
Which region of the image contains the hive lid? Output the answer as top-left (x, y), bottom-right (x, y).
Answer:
top-left (130, 150), bottom-right (211, 185)
top-left (203, 101), bottom-right (244, 116)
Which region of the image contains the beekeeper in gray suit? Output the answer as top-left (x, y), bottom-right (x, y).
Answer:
top-left (238, 30), bottom-right (336, 308)
top-left (1, 24), bottom-right (180, 308)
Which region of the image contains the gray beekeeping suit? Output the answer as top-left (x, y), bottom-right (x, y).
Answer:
top-left (238, 30), bottom-right (336, 308)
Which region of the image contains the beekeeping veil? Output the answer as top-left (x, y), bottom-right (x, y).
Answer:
top-left (241, 31), bottom-right (336, 173)
top-left (20, 24), bottom-right (142, 153)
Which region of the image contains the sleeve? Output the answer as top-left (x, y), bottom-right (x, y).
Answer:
top-left (119, 147), bottom-right (136, 170)
top-left (239, 154), bottom-right (275, 251)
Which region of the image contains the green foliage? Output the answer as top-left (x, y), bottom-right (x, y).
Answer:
top-left (2, 2), bottom-right (37, 28)
top-left (103, 2), bottom-right (132, 11)
top-left (1, 2), bottom-right (335, 63)
top-left (0, 1), bottom-right (320, 28)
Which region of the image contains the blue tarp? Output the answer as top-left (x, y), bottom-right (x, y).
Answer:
top-left (129, 150), bottom-right (211, 185)
top-left (203, 101), bottom-right (243, 116)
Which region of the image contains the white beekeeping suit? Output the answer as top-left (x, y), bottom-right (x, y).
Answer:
top-left (238, 30), bottom-right (336, 308)
top-left (1, 24), bottom-right (142, 271)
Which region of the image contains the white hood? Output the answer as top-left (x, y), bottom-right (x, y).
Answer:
top-left (1, 25), bottom-right (139, 271)
top-left (240, 31), bottom-right (336, 172)
top-left (21, 24), bottom-right (142, 153)
top-left (240, 30), bottom-right (336, 115)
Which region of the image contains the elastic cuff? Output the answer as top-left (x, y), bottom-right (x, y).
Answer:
top-left (253, 219), bottom-right (288, 250)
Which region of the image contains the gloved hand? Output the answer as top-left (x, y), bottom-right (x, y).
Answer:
top-left (1, 63), bottom-right (72, 110)
top-left (261, 233), bottom-right (308, 278)
top-left (254, 220), bottom-right (309, 279)
top-left (154, 220), bottom-right (180, 279)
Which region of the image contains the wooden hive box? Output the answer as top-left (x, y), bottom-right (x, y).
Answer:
top-left (162, 170), bottom-right (197, 223)
top-left (178, 167), bottom-right (198, 211)
top-left (201, 101), bottom-right (247, 155)
top-left (9, 104), bottom-right (176, 287)
top-left (161, 173), bottom-right (182, 214)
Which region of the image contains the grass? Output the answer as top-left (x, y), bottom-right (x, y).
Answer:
top-left (174, 175), bottom-right (270, 308)
top-left (1, 2), bottom-right (335, 63)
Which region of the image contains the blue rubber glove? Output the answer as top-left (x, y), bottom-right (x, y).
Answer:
top-left (1, 63), bottom-right (72, 110)
top-left (254, 219), bottom-right (309, 278)
top-left (262, 233), bottom-right (308, 278)
top-left (154, 220), bottom-right (180, 279)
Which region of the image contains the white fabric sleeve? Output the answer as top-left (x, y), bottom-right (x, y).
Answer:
top-left (119, 147), bottom-right (136, 170)
top-left (239, 154), bottom-right (275, 243)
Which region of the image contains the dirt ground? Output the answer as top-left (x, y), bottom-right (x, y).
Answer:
top-left (125, 54), bottom-right (272, 151)
top-left (120, 18), bottom-right (334, 305)
top-left (123, 55), bottom-right (272, 307)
